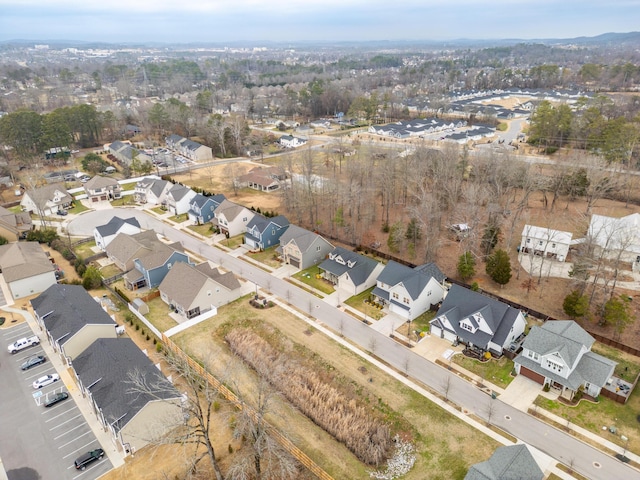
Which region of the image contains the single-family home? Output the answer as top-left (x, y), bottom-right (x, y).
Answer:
top-left (94, 216), bottom-right (141, 251)
top-left (372, 261), bottom-right (447, 321)
top-left (429, 284), bottom-right (526, 356)
top-left (238, 166), bottom-right (286, 192)
top-left (106, 230), bottom-right (161, 272)
top-left (514, 320), bottom-right (617, 400)
top-left (134, 177), bottom-right (172, 205)
top-left (187, 193), bottom-right (226, 225)
top-left (83, 175), bottom-right (122, 203)
top-left (276, 225), bottom-right (334, 269)
top-left (124, 124), bottom-right (142, 136)
top-left (20, 183), bottom-right (72, 216)
top-left (244, 214), bottom-right (290, 250)
top-left (464, 444), bottom-right (544, 480)
top-left (31, 284), bottom-right (118, 364)
top-left (212, 200), bottom-right (255, 237)
top-left (318, 247), bottom-right (384, 295)
top-left (159, 262), bottom-right (242, 318)
top-left (109, 141), bottom-right (152, 167)
top-left (129, 242), bottom-right (192, 290)
top-left (588, 213), bottom-right (640, 266)
top-left (72, 338), bottom-right (182, 455)
top-left (520, 224), bottom-right (572, 262)
top-left (279, 135), bottom-right (307, 148)
top-left (165, 134), bottom-right (213, 162)
top-left (0, 242), bottom-right (57, 300)
top-left (0, 205), bottom-right (32, 241)
top-left (166, 183), bottom-right (197, 215)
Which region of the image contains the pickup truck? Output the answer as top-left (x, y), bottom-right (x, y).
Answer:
top-left (8, 335), bottom-right (40, 354)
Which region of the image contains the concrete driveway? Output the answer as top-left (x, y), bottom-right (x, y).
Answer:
top-left (499, 374), bottom-right (554, 412)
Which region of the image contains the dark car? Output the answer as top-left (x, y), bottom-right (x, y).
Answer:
top-left (74, 448), bottom-right (104, 470)
top-left (57, 209), bottom-right (68, 216)
top-left (44, 391), bottom-right (69, 407)
top-left (21, 355), bottom-right (46, 370)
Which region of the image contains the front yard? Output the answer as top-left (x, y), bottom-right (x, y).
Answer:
top-left (451, 354), bottom-right (516, 389)
top-left (292, 265), bottom-right (335, 295)
top-left (245, 246), bottom-right (282, 268)
top-left (186, 223), bottom-right (215, 237)
top-left (345, 287), bottom-right (384, 321)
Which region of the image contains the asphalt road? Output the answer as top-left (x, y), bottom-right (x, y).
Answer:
top-left (69, 209), bottom-right (638, 480)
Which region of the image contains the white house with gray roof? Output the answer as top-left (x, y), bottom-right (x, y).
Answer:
top-left (514, 320), bottom-right (616, 400)
top-left (372, 261), bottom-right (447, 321)
top-left (165, 134), bottom-right (213, 162)
top-left (159, 262), bottom-right (242, 319)
top-left (276, 225), bottom-right (334, 269)
top-left (520, 224), bottom-right (572, 262)
top-left (318, 247), bottom-right (384, 296)
top-left (20, 183), bottom-right (72, 216)
top-left (134, 177), bottom-right (171, 205)
top-left (166, 183), bottom-right (197, 215)
top-left (0, 242), bottom-right (57, 300)
top-left (588, 212), bottom-right (640, 266)
top-left (429, 284), bottom-right (526, 355)
top-left (212, 199), bottom-right (255, 237)
top-left (94, 216), bottom-right (141, 251)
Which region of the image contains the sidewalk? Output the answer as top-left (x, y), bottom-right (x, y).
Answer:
top-left (1, 305), bottom-right (126, 469)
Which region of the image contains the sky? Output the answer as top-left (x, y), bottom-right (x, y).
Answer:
top-left (0, 0), bottom-right (638, 44)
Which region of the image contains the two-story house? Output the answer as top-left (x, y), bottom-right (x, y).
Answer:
top-left (21, 183), bottom-right (72, 216)
top-left (134, 177), bottom-right (171, 205)
top-left (372, 261), bottom-right (447, 321)
top-left (187, 193), bottom-right (226, 225)
top-left (276, 225), bottom-right (334, 269)
top-left (125, 241), bottom-right (191, 290)
top-left (429, 284), bottom-right (526, 356)
top-left (514, 320), bottom-right (616, 400)
top-left (0, 205), bottom-right (32, 241)
top-left (0, 242), bottom-right (57, 300)
top-left (159, 262), bottom-right (242, 319)
top-left (244, 214), bottom-right (290, 251)
top-left (520, 224), bottom-right (572, 262)
top-left (83, 175), bottom-right (122, 203)
top-left (165, 134), bottom-right (213, 162)
top-left (588, 212), bottom-right (640, 265)
top-left (94, 216), bottom-right (141, 251)
top-left (212, 199), bottom-right (255, 237)
top-left (166, 183), bottom-right (197, 215)
top-left (318, 247), bottom-right (384, 296)
top-left (279, 135), bottom-right (307, 148)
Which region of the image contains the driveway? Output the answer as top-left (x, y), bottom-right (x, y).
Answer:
top-left (499, 374), bottom-right (553, 412)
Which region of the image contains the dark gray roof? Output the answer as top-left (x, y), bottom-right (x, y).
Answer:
top-left (431, 284), bottom-right (521, 350)
top-left (246, 214), bottom-right (290, 234)
top-left (73, 338), bottom-right (180, 432)
top-left (31, 285), bottom-right (115, 345)
top-left (96, 216), bottom-right (140, 238)
top-left (376, 261), bottom-right (445, 300)
top-left (277, 225), bottom-right (331, 254)
top-left (522, 321), bottom-right (594, 369)
top-left (168, 183), bottom-right (193, 202)
top-left (465, 444), bottom-right (544, 480)
top-left (150, 179), bottom-right (170, 197)
top-left (319, 247), bottom-right (381, 287)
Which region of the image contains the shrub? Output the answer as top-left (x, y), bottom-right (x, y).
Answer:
top-left (155, 342), bottom-right (163, 353)
top-left (124, 312), bottom-right (135, 324)
top-left (213, 401), bottom-right (221, 412)
top-left (114, 287), bottom-right (131, 303)
top-left (135, 324), bottom-right (140, 331)
top-left (146, 334), bottom-right (150, 341)
top-left (543, 384), bottom-right (550, 392)
top-left (228, 444), bottom-right (233, 454)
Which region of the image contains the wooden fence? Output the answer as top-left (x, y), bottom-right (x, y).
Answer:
top-left (161, 334), bottom-right (334, 480)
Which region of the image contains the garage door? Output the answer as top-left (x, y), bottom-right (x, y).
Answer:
top-left (289, 257), bottom-right (300, 268)
top-left (520, 366), bottom-right (545, 385)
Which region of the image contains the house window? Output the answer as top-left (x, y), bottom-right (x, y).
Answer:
top-left (526, 238), bottom-right (531, 244)
top-left (392, 292), bottom-right (399, 300)
top-left (207, 290), bottom-right (211, 296)
top-left (546, 360), bottom-right (563, 373)
top-left (538, 240), bottom-right (543, 246)
top-left (528, 351), bottom-right (539, 361)
top-left (272, 229), bottom-right (275, 235)
top-left (316, 246), bottom-right (321, 251)
top-left (403, 297), bottom-right (410, 304)
top-left (551, 243), bottom-right (556, 248)
top-left (167, 263), bottom-right (172, 269)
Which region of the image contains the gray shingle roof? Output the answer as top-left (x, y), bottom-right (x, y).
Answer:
top-left (160, 262), bottom-right (240, 308)
top-left (73, 338), bottom-right (180, 431)
top-left (0, 242), bottom-right (55, 282)
top-left (31, 285), bottom-right (115, 345)
top-left (215, 199), bottom-right (250, 222)
top-left (84, 175), bottom-right (118, 191)
top-left (24, 183), bottom-right (72, 210)
top-left (106, 230), bottom-right (158, 266)
top-left (168, 183), bottom-right (193, 202)
top-left (522, 321), bottom-right (594, 369)
top-left (276, 225), bottom-right (329, 254)
top-left (465, 444), bottom-right (544, 480)
top-left (319, 247), bottom-right (380, 287)
top-left (376, 261), bottom-right (445, 300)
top-left (96, 216), bottom-right (140, 238)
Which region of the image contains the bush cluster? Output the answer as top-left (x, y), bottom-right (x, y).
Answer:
top-left (226, 328), bottom-right (392, 466)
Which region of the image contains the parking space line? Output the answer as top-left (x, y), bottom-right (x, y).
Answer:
top-left (58, 430), bottom-right (92, 449)
top-left (44, 405), bottom-right (77, 420)
top-left (13, 351), bottom-right (44, 363)
top-left (24, 369), bottom-right (57, 381)
top-left (49, 413), bottom-right (83, 429)
top-left (62, 439), bottom-right (100, 459)
top-left (54, 423), bottom-right (86, 440)
top-left (72, 460), bottom-right (107, 478)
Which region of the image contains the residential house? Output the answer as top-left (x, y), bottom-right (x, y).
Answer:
top-left (588, 213), bottom-right (640, 266)
top-left (244, 214), bottom-right (290, 250)
top-left (520, 224), bottom-right (572, 262)
top-left (238, 167), bottom-right (284, 192)
top-left (464, 444), bottom-right (544, 480)
top-left (276, 225), bottom-right (333, 269)
top-left (109, 141), bottom-right (152, 168)
top-left (429, 284), bottom-right (526, 356)
top-left (21, 183), bottom-right (72, 216)
top-left (31, 284), bottom-right (118, 364)
top-left (165, 134), bottom-right (213, 162)
top-left (72, 338), bottom-right (182, 455)
top-left (0, 205), bottom-right (32, 241)
top-left (93, 216), bottom-right (141, 251)
top-left (372, 261), bottom-right (447, 321)
top-left (83, 175), bottom-right (122, 203)
top-left (318, 247), bottom-right (384, 296)
top-left (166, 183), bottom-right (197, 215)
top-left (212, 199), bottom-right (255, 237)
top-left (159, 262), bottom-right (242, 318)
top-left (124, 124), bottom-right (142, 136)
top-left (134, 177), bottom-right (171, 205)
top-left (129, 242), bottom-right (192, 290)
top-left (0, 242), bottom-right (57, 299)
top-left (279, 135), bottom-right (307, 148)
top-left (514, 320), bottom-right (617, 400)
top-left (106, 230), bottom-right (161, 272)
top-left (187, 193), bottom-right (226, 225)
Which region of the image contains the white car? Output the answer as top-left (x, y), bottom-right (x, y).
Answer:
top-left (33, 374), bottom-right (60, 389)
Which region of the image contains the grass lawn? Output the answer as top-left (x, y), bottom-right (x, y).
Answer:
top-left (169, 213), bottom-right (188, 223)
top-left (592, 343), bottom-right (640, 381)
top-left (100, 264), bottom-right (122, 279)
top-left (150, 206), bottom-right (166, 215)
top-left (111, 196), bottom-right (137, 207)
top-left (245, 246), bottom-right (281, 268)
top-left (144, 296), bottom-right (178, 333)
top-left (220, 234), bottom-right (245, 250)
top-left (173, 299), bottom-right (499, 479)
top-left (186, 223), bottom-right (215, 237)
top-left (68, 202), bottom-right (89, 214)
top-left (8, 205), bottom-right (22, 213)
top-left (120, 182), bottom-right (136, 191)
top-left (292, 265), bottom-right (335, 295)
top-left (73, 240), bottom-right (97, 259)
top-left (345, 287), bottom-right (384, 321)
top-left (451, 354), bottom-right (516, 389)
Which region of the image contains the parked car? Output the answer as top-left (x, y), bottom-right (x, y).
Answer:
top-left (74, 448), bottom-right (104, 470)
top-left (56, 209), bottom-right (68, 216)
top-left (33, 374), bottom-right (59, 389)
top-left (44, 391), bottom-right (69, 407)
top-left (21, 355), bottom-right (46, 370)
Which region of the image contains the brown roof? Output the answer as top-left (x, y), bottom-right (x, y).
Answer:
top-left (160, 262), bottom-right (240, 308)
top-left (0, 206), bottom-right (31, 234)
top-left (0, 242), bottom-right (55, 282)
top-left (84, 175), bottom-right (119, 191)
top-left (23, 183), bottom-right (72, 210)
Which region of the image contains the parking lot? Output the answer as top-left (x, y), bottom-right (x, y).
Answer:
top-left (0, 323), bottom-right (112, 480)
